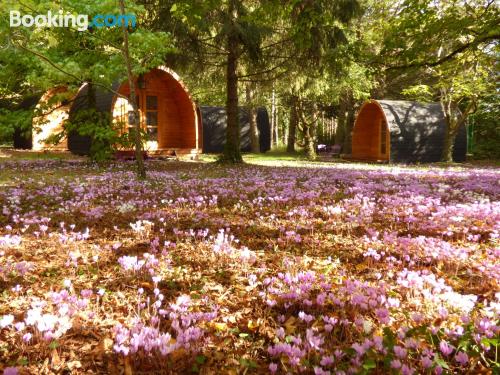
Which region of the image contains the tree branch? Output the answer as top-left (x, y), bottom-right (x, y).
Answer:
top-left (13, 41), bottom-right (128, 100)
top-left (386, 33), bottom-right (499, 71)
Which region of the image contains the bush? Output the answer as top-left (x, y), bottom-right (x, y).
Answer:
top-left (469, 97), bottom-right (500, 160)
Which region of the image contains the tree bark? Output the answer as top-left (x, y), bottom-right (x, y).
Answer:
top-left (271, 89), bottom-right (275, 147)
top-left (245, 82), bottom-right (260, 153)
top-left (441, 120), bottom-right (456, 162)
top-left (119, 0), bottom-right (145, 179)
top-left (441, 98), bottom-right (475, 162)
top-left (335, 96), bottom-right (346, 147)
top-left (222, 0), bottom-right (242, 163)
top-left (303, 103), bottom-right (318, 160)
top-left (274, 108), bottom-right (279, 147)
top-left (343, 104), bottom-right (355, 154)
top-left (287, 95), bottom-right (298, 153)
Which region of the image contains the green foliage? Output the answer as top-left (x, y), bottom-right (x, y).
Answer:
top-left (0, 0), bottom-right (497, 162)
top-left (469, 96), bottom-right (500, 160)
top-left (401, 85), bottom-right (434, 102)
top-left (378, 0), bottom-right (498, 161)
top-left (2, 0), bottom-right (173, 159)
top-left (0, 108), bottom-right (33, 142)
top-left (65, 109), bottom-right (115, 161)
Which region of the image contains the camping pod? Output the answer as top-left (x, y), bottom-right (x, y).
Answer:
top-left (199, 106), bottom-right (271, 153)
top-left (32, 87), bottom-right (72, 151)
top-left (26, 66), bottom-right (200, 156)
top-left (351, 100), bottom-right (467, 163)
top-left (112, 67), bottom-right (201, 155)
top-left (67, 82), bottom-right (119, 155)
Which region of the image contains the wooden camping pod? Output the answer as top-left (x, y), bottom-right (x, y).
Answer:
top-left (32, 86), bottom-right (72, 151)
top-left (111, 67), bottom-right (201, 155)
top-left (27, 66), bottom-right (201, 156)
top-left (199, 106), bottom-right (271, 153)
top-left (351, 100), bottom-right (467, 163)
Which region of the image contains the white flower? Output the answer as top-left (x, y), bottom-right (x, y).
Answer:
top-left (0, 314), bottom-right (14, 328)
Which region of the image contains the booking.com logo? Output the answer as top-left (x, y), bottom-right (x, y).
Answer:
top-left (9, 10), bottom-right (136, 32)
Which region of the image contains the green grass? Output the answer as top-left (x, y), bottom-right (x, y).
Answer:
top-left (243, 148), bottom-right (308, 162)
top-left (0, 150), bottom-right (82, 161)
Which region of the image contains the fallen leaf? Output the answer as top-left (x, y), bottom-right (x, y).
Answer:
top-left (51, 349), bottom-right (60, 366)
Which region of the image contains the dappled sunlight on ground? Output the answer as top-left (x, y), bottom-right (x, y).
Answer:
top-left (0, 159), bottom-right (498, 374)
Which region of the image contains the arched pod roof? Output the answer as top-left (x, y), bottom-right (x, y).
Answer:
top-left (352, 100), bottom-right (467, 163)
top-left (68, 66), bottom-right (200, 155)
top-left (199, 106), bottom-right (271, 153)
top-left (32, 86), bottom-right (73, 151)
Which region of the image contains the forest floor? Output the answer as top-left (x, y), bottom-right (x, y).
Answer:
top-left (0, 154), bottom-right (498, 374)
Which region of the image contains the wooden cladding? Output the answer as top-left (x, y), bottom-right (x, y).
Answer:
top-left (32, 87), bottom-right (72, 151)
top-left (380, 120), bottom-right (387, 155)
top-left (112, 68), bottom-right (199, 152)
top-left (351, 101), bottom-right (390, 161)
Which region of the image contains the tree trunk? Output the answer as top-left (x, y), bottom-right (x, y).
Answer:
top-left (86, 82), bottom-right (98, 157)
top-left (343, 104), bottom-right (355, 154)
top-left (287, 95), bottom-right (298, 153)
top-left (303, 104), bottom-right (318, 160)
top-left (271, 89), bottom-right (275, 147)
top-left (440, 95), bottom-right (475, 163)
top-left (274, 108), bottom-right (279, 147)
top-left (119, 0), bottom-right (145, 179)
top-left (441, 120), bottom-right (456, 162)
top-left (283, 109), bottom-right (288, 146)
top-left (246, 82), bottom-right (260, 153)
top-left (335, 97), bottom-right (346, 147)
top-left (441, 107), bottom-right (471, 162)
top-left (222, 0), bottom-right (242, 163)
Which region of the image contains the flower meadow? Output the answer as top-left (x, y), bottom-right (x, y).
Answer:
top-left (0, 159), bottom-right (498, 374)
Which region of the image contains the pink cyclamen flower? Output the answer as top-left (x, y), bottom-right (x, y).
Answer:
top-left (411, 313), bottom-right (424, 323)
top-left (439, 341), bottom-right (453, 356)
top-left (393, 345), bottom-right (407, 359)
top-left (390, 359), bottom-right (401, 369)
top-left (351, 342), bottom-right (366, 356)
top-left (314, 367), bottom-right (330, 375)
top-left (269, 363), bottom-right (278, 373)
top-left (320, 355), bottom-right (334, 366)
top-left (421, 356), bottom-right (433, 369)
top-left (401, 365), bottom-right (414, 375)
top-left (3, 367), bottom-right (18, 375)
top-left (298, 311), bottom-right (314, 324)
top-left (81, 289), bottom-right (93, 298)
top-left (391, 359), bottom-right (401, 369)
top-left (455, 351), bottom-right (469, 365)
top-left (23, 332), bottom-right (32, 342)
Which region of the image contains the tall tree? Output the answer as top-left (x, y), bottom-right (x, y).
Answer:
top-left (119, 0), bottom-right (145, 178)
top-left (3, 0), bottom-right (170, 175)
top-left (245, 81), bottom-right (260, 153)
top-left (149, 0), bottom-right (362, 161)
top-left (164, 0), bottom-right (269, 163)
top-left (380, 0), bottom-right (499, 162)
top-left (278, 0), bottom-right (364, 159)
top-left (287, 94), bottom-right (299, 153)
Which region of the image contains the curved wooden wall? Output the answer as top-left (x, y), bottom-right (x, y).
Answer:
top-left (351, 100), bottom-right (390, 161)
top-left (112, 67), bottom-right (200, 154)
top-left (32, 87), bottom-right (72, 151)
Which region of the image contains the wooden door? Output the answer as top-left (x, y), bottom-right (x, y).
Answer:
top-left (137, 90), bottom-right (163, 149)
